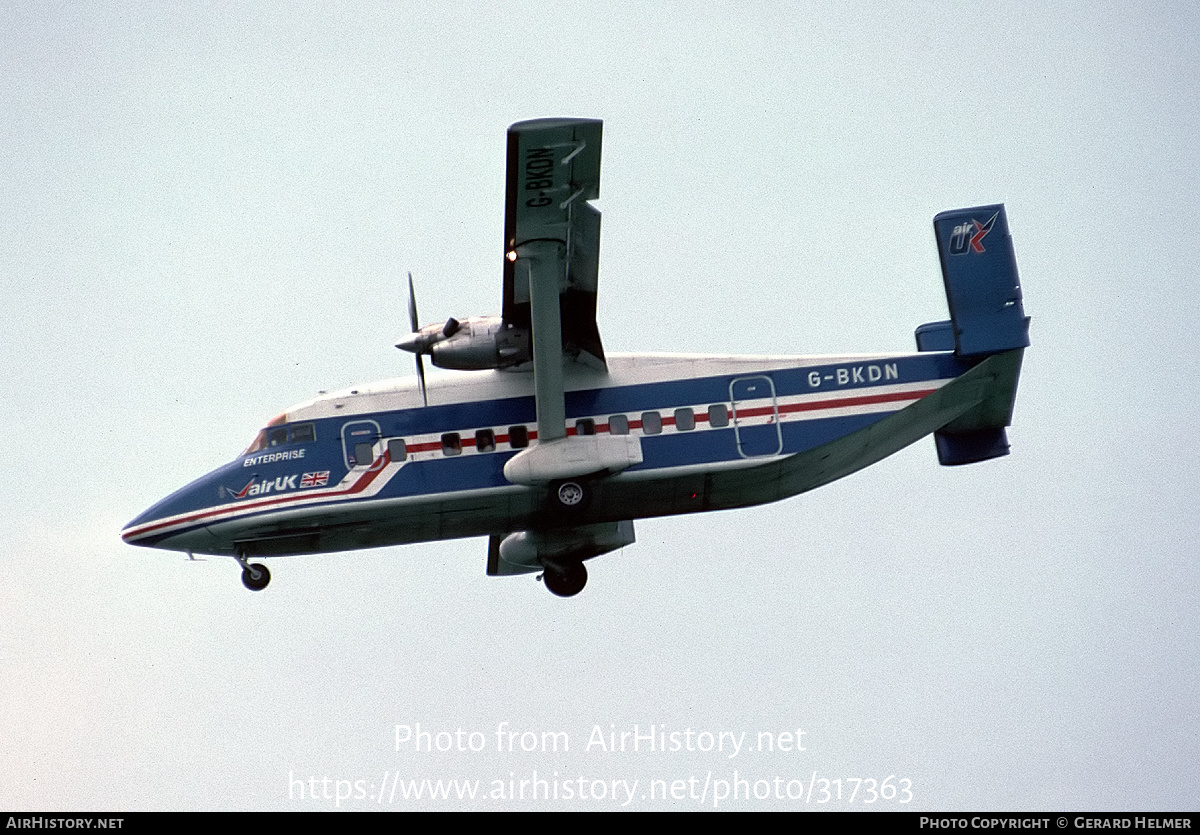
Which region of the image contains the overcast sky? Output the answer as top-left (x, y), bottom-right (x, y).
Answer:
top-left (2, 0), bottom-right (1197, 811)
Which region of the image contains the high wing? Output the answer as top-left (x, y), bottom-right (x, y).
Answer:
top-left (502, 118), bottom-right (605, 371)
top-left (499, 119), bottom-right (640, 480)
top-left (493, 119), bottom-right (637, 595)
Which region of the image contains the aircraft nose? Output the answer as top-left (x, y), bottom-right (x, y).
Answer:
top-left (121, 490), bottom-right (183, 547)
top-left (120, 464), bottom-right (231, 550)
top-left (121, 504), bottom-right (163, 547)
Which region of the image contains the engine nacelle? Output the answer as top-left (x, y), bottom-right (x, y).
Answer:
top-left (503, 435), bottom-right (642, 485)
top-left (428, 316), bottom-right (531, 370)
top-left (490, 520), bottom-right (637, 575)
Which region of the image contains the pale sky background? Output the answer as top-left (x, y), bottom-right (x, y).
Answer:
top-left (2, 1), bottom-right (1197, 811)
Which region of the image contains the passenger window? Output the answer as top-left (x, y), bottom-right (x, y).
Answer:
top-left (268, 427), bottom-right (289, 447)
top-left (475, 429), bottom-right (496, 452)
top-left (674, 408), bottom-right (695, 431)
top-left (508, 425), bottom-right (529, 449)
top-left (608, 414), bottom-right (629, 435)
top-left (642, 411), bottom-right (662, 435)
top-left (290, 423), bottom-right (316, 444)
top-left (387, 438), bottom-right (407, 461)
top-left (708, 404), bottom-right (730, 428)
top-left (441, 433), bottom-right (462, 456)
top-left (353, 442), bottom-right (375, 466)
top-left (575, 418), bottom-right (595, 436)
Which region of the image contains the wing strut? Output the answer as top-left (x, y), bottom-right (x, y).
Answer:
top-left (517, 240), bottom-right (568, 443)
top-left (501, 119), bottom-right (642, 485)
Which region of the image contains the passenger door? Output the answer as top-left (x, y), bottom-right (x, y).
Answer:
top-left (730, 376), bottom-right (782, 457)
top-left (341, 420), bottom-right (381, 469)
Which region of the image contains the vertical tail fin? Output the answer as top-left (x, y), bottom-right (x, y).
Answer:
top-left (927, 204), bottom-right (1030, 357)
top-left (917, 204), bottom-right (1029, 465)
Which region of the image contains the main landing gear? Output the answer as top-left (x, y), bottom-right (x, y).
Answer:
top-left (550, 479), bottom-right (590, 513)
top-left (541, 560), bottom-right (587, 597)
top-left (234, 553), bottom-right (271, 591)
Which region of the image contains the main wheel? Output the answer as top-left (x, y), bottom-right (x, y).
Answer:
top-left (241, 562), bottom-right (271, 591)
top-left (543, 561), bottom-right (587, 597)
top-left (551, 480), bottom-right (589, 511)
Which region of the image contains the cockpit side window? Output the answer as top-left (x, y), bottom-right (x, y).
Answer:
top-left (290, 423), bottom-right (316, 444)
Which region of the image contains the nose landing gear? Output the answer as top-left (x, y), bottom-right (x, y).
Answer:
top-left (234, 552), bottom-right (271, 591)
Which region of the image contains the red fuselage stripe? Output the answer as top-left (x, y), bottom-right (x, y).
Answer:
top-left (124, 387), bottom-right (936, 540)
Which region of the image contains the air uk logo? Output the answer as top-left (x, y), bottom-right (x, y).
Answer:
top-left (224, 472), bottom-right (329, 500)
top-left (948, 211), bottom-right (999, 255)
top-left (232, 475), bottom-right (298, 498)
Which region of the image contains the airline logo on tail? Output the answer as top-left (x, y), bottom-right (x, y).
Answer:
top-left (948, 212), bottom-right (998, 255)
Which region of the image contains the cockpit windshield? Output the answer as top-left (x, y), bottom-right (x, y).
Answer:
top-left (242, 421), bottom-right (316, 455)
top-left (243, 429), bottom-right (269, 456)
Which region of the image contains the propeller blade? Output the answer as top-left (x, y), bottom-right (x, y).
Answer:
top-left (407, 272), bottom-right (420, 333)
top-left (406, 272), bottom-right (428, 406)
top-left (416, 352), bottom-right (427, 406)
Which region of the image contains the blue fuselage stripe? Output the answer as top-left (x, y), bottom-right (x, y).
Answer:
top-left (124, 352), bottom-right (972, 537)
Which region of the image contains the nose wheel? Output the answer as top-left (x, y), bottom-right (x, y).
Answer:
top-left (234, 553), bottom-right (271, 591)
top-left (241, 563), bottom-right (271, 591)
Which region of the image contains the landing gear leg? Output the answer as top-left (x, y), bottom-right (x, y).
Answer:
top-left (234, 552), bottom-right (271, 592)
top-left (541, 560), bottom-right (587, 597)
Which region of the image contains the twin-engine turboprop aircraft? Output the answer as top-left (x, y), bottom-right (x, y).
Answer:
top-left (122, 118), bottom-right (1030, 597)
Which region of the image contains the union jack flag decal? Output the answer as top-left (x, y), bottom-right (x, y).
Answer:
top-left (300, 471), bottom-right (329, 488)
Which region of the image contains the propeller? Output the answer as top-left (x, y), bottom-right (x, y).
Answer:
top-left (401, 272), bottom-right (428, 406)
top-left (397, 275), bottom-right (473, 404)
